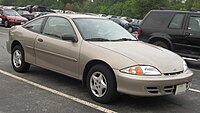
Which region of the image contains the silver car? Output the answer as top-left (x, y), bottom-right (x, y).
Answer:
top-left (6, 14), bottom-right (193, 103)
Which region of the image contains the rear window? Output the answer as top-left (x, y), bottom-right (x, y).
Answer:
top-left (142, 11), bottom-right (173, 28)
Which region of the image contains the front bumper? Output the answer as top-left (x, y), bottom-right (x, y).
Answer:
top-left (9, 21), bottom-right (22, 26)
top-left (114, 69), bottom-right (193, 96)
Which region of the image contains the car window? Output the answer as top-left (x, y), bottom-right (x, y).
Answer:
top-left (3, 9), bottom-right (20, 16)
top-left (42, 16), bottom-right (75, 39)
top-left (142, 12), bottom-right (173, 28)
top-left (23, 17), bottom-right (45, 33)
top-left (188, 16), bottom-right (200, 32)
top-left (169, 14), bottom-right (185, 29)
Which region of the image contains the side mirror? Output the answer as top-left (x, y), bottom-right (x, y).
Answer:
top-left (61, 34), bottom-right (77, 42)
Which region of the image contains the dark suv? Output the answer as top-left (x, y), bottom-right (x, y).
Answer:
top-left (138, 10), bottom-right (200, 62)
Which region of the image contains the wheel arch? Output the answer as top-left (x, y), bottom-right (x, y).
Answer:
top-left (148, 34), bottom-right (174, 50)
top-left (82, 59), bottom-right (116, 87)
top-left (11, 40), bottom-right (23, 52)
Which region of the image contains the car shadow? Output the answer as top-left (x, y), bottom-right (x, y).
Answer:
top-left (187, 61), bottom-right (200, 70)
top-left (14, 65), bottom-right (198, 113)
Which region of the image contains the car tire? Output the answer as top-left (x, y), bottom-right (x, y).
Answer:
top-left (4, 20), bottom-right (10, 28)
top-left (87, 64), bottom-right (117, 103)
top-left (153, 41), bottom-right (170, 49)
top-left (11, 45), bottom-right (30, 73)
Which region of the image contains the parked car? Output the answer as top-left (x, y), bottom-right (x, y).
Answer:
top-left (111, 18), bottom-right (140, 33)
top-left (17, 10), bottom-right (34, 20)
top-left (110, 18), bottom-right (129, 27)
top-left (31, 12), bottom-right (42, 17)
top-left (6, 14), bottom-right (193, 103)
top-left (0, 8), bottom-right (28, 27)
top-left (36, 12), bottom-right (54, 17)
top-left (125, 19), bottom-right (142, 33)
top-left (138, 10), bottom-right (200, 62)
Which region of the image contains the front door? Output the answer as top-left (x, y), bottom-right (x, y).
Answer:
top-left (35, 16), bottom-right (80, 77)
top-left (184, 14), bottom-right (200, 57)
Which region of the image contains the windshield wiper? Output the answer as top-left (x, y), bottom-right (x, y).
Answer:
top-left (112, 38), bottom-right (136, 41)
top-left (85, 38), bottom-right (110, 41)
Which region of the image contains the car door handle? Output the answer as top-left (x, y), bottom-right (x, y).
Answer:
top-left (185, 32), bottom-right (192, 37)
top-left (37, 38), bottom-right (43, 42)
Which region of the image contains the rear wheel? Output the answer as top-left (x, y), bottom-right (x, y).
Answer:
top-left (87, 64), bottom-right (117, 103)
top-left (11, 45), bottom-right (30, 73)
top-left (152, 41), bottom-right (170, 50)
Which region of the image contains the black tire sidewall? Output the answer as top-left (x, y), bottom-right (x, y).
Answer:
top-left (11, 45), bottom-right (30, 73)
top-left (86, 64), bottom-right (117, 103)
top-left (153, 41), bottom-right (170, 49)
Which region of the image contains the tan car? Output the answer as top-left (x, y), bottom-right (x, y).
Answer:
top-left (6, 14), bottom-right (193, 103)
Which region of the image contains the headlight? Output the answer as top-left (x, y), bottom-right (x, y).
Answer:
top-left (183, 60), bottom-right (188, 72)
top-left (120, 65), bottom-right (161, 76)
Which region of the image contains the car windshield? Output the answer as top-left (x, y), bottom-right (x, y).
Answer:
top-left (74, 18), bottom-right (137, 41)
top-left (4, 10), bottom-right (20, 16)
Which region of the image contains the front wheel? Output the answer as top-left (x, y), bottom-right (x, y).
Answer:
top-left (4, 20), bottom-right (10, 28)
top-left (11, 45), bottom-right (30, 73)
top-left (87, 64), bottom-right (117, 103)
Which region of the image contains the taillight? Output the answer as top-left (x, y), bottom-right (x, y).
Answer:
top-left (136, 27), bottom-right (142, 38)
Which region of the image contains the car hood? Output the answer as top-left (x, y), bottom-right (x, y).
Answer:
top-left (89, 41), bottom-right (184, 73)
top-left (7, 16), bottom-right (27, 20)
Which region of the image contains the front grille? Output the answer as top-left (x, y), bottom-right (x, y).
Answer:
top-left (146, 87), bottom-right (159, 94)
top-left (164, 71), bottom-right (183, 76)
top-left (164, 85), bottom-right (175, 93)
top-left (146, 85), bottom-right (175, 94)
top-left (145, 82), bottom-right (191, 95)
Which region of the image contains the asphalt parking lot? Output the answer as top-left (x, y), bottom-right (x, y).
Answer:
top-left (0, 26), bottom-right (200, 113)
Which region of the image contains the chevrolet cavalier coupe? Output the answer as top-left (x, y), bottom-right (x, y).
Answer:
top-left (6, 14), bottom-right (193, 103)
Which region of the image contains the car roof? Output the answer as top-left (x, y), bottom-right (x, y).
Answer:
top-left (46, 13), bottom-right (105, 19)
top-left (0, 8), bottom-right (15, 11)
top-left (150, 10), bottom-right (200, 14)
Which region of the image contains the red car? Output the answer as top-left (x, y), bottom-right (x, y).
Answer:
top-left (0, 8), bottom-right (28, 27)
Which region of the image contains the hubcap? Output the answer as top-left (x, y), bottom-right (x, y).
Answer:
top-left (128, 27), bottom-right (133, 32)
top-left (5, 21), bottom-right (8, 27)
top-left (90, 72), bottom-right (107, 97)
top-left (13, 50), bottom-right (22, 68)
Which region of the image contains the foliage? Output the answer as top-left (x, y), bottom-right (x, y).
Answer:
top-left (0, 0), bottom-right (200, 18)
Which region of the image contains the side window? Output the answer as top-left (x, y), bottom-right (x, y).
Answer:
top-left (169, 14), bottom-right (185, 29)
top-left (188, 16), bottom-right (200, 32)
top-left (142, 12), bottom-right (173, 28)
top-left (42, 17), bottom-right (75, 39)
top-left (23, 17), bottom-right (45, 33)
